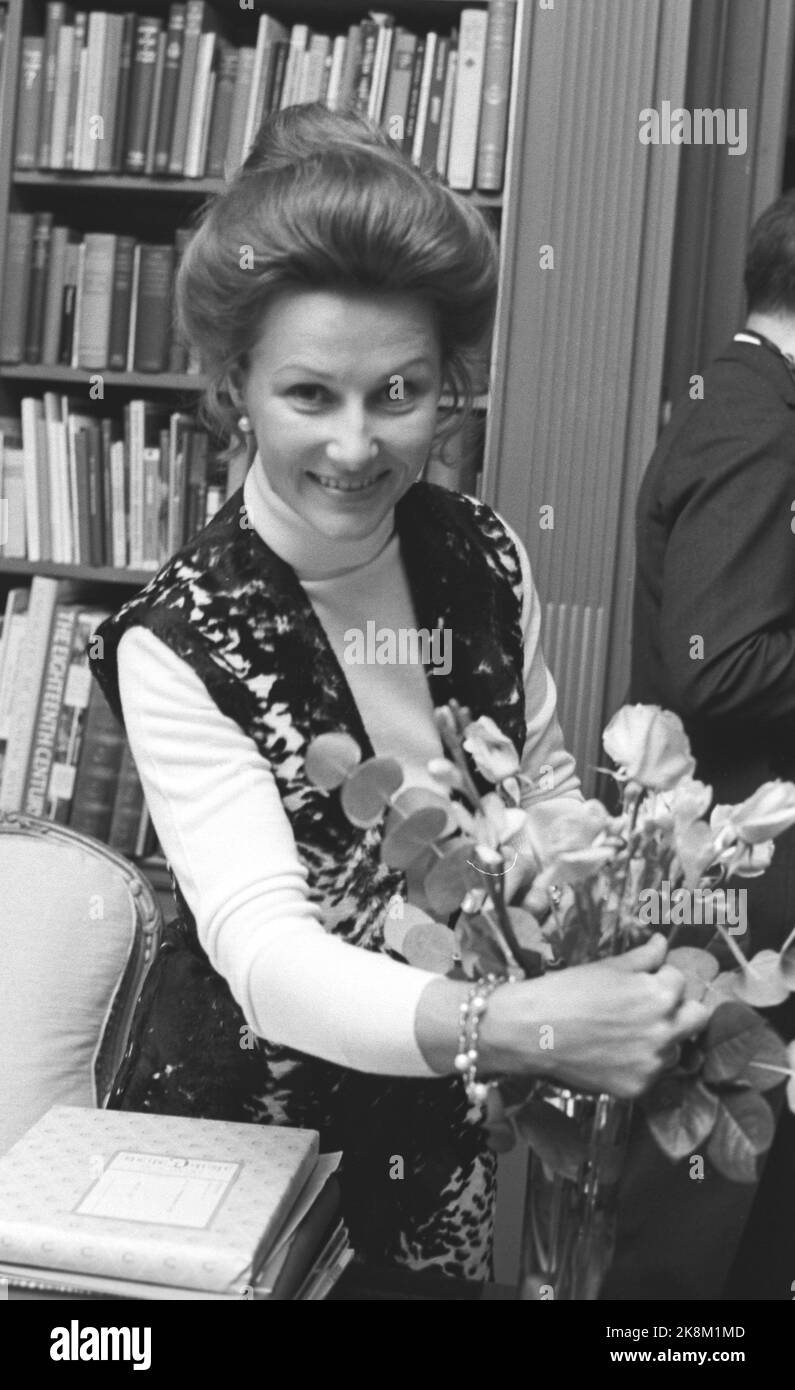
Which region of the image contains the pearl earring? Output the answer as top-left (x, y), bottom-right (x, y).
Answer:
top-left (238, 414), bottom-right (253, 434)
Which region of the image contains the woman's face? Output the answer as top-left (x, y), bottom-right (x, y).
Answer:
top-left (239, 287), bottom-right (444, 540)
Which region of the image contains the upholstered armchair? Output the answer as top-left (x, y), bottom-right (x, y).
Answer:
top-left (0, 812), bottom-right (162, 1154)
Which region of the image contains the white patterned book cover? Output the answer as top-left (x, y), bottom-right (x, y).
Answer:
top-left (0, 1105), bottom-right (319, 1294)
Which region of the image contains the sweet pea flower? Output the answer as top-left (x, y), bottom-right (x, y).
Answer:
top-left (462, 716), bottom-right (521, 783)
top-left (711, 781), bottom-right (795, 845)
top-left (717, 838), bottom-right (775, 879)
top-left (603, 705), bottom-right (695, 790)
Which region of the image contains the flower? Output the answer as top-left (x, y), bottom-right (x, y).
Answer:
top-left (671, 778), bottom-right (713, 826)
top-left (462, 716), bottom-right (520, 782)
top-left (717, 839), bottom-right (775, 879)
top-left (711, 781), bottom-right (795, 845)
top-left (603, 704), bottom-right (695, 790)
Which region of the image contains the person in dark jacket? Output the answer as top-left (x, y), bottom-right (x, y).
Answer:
top-left (609, 190), bottom-right (795, 1301)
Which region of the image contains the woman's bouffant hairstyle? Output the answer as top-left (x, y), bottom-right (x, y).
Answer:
top-left (175, 103), bottom-right (499, 457)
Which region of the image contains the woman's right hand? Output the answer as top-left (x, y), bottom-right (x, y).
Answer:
top-left (481, 934), bottom-right (710, 1098)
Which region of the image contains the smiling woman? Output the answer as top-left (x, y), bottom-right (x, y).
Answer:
top-left (87, 103), bottom-right (701, 1281)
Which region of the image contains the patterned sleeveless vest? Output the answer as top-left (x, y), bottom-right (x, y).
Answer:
top-left (90, 479), bottom-right (527, 1280)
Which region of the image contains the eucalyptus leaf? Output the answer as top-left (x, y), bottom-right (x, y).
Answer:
top-left (425, 843), bottom-right (481, 915)
top-left (340, 757), bottom-right (403, 827)
top-left (381, 806), bottom-right (449, 869)
top-left (706, 1090), bottom-right (775, 1183)
top-left (392, 786), bottom-right (457, 837)
top-left (732, 949), bottom-right (790, 1007)
top-left (642, 1076), bottom-right (718, 1160)
top-left (456, 914), bottom-right (512, 978)
top-left (505, 907), bottom-right (549, 953)
top-left (512, 1099), bottom-right (587, 1180)
top-left (734, 1025), bottom-right (789, 1093)
top-left (666, 946), bottom-right (719, 1002)
top-left (703, 971), bottom-right (740, 1013)
top-left (383, 904), bottom-right (440, 958)
top-left (778, 923), bottom-right (795, 988)
top-left (304, 731), bottom-right (361, 790)
top-left (484, 1120), bottom-right (518, 1154)
top-left (703, 1002), bottom-right (778, 1085)
top-left (401, 921), bottom-right (457, 973)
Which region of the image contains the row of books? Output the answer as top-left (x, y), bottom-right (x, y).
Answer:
top-left (0, 216), bottom-right (195, 372)
top-left (0, 577), bottom-right (159, 857)
top-left (13, 3), bottom-right (516, 192)
top-left (0, 401), bottom-right (243, 569)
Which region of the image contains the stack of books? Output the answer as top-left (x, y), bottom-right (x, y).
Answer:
top-left (0, 219), bottom-right (196, 375)
top-left (0, 404), bottom-right (242, 570)
top-left (14, 2), bottom-right (517, 192)
top-left (0, 576), bottom-right (156, 855)
top-left (0, 1106), bottom-right (351, 1300)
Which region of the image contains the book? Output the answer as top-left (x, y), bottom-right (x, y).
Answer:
top-left (76, 232), bottom-right (117, 370)
top-left (57, 233), bottom-right (82, 365)
top-left (47, 609), bottom-right (110, 822)
top-left (410, 33), bottom-right (438, 167)
top-left (0, 423), bottom-right (25, 558)
top-left (0, 213), bottom-right (34, 363)
top-left (49, 21), bottom-right (75, 169)
top-left (154, 2), bottom-right (187, 173)
top-left (97, 12), bottom-right (126, 173)
top-left (23, 603), bottom-right (79, 817)
top-left (0, 590), bottom-right (30, 786)
top-left (381, 28), bottom-right (416, 143)
top-left (108, 740), bottom-right (145, 854)
top-left (107, 235), bottom-right (136, 371)
top-left (19, 398), bottom-right (43, 561)
top-left (42, 392), bottom-right (70, 561)
top-left (338, 24), bottom-right (362, 112)
top-left (132, 245), bottom-right (176, 372)
top-left (63, 10), bottom-right (87, 169)
top-left (476, 0), bottom-right (517, 191)
top-left (109, 438), bottom-right (127, 567)
top-left (403, 36), bottom-right (426, 155)
top-left (279, 23), bottom-right (310, 111)
top-left (14, 36), bottom-right (45, 169)
top-left (224, 44), bottom-right (255, 176)
top-left (368, 16), bottom-right (395, 122)
top-left (144, 29), bottom-right (168, 175)
top-left (267, 37), bottom-right (289, 115)
top-left (325, 34), bottom-right (347, 112)
top-left (298, 33), bottom-right (331, 106)
top-left (167, 228), bottom-right (191, 372)
top-left (40, 226), bottom-right (70, 366)
top-left (0, 1106), bottom-right (339, 1300)
top-left (169, 0), bottom-right (210, 176)
top-left (76, 9), bottom-right (108, 171)
top-left (68, 680), bottom-right (126, 838)
top-left (85, 416), bottom-right (106, 565)
top-left (38, 2), bottom-right (71, 168)
top-left (447, 8), bottom-right (489, 190)
top-left (24, 212), bottom-right (55, 365)
top-left (205, 39), bottom-right (237, 178)
top-left (418, 36), bottom-right (450, 174)
top-left (110, 11), bottom-right (136, 172)
top-left (0, 576), bottom-right (60, 812)
top-left (184, 28), bottom-right (216, 177)
top-left (124, 15), bottom-right (162, 173)
top-left (242, 14), bottom-right (287, 165)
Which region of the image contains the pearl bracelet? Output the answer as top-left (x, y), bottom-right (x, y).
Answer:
top-left (454, 974), bottom-right (506, 1109)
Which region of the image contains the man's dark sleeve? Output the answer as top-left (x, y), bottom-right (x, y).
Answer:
top-left (658, 407), bottom-right (795, 726)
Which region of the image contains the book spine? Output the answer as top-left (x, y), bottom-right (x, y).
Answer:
top-left (64, 12), bottom-right (87, 170)
top-left (0, 445), bottom-right (27, 558)
top-left (14, 38), bottom-right (45, 169)
top-left (167, 228), bottom-right (191, 372)
top-left (352, 20), bottom-right (378, 118)
top-left (447, 9), bottom-right (489, 190)
top-left (49, 24), bottom-right (75, 169)
top-left (76, 233), bottom-right (117, 370)
top-left (381, 30), bottom-right (416, 143)
top-left (100, 417), bottom-right (115, 564)
top-left (124, 15), bottom-right (162, 174)
top-left (410, 34), bottom-right (437, 166)
top-left (85, 420), bottom-right (105, 566)
top-left (0, 576), bottom-right (60, 812)
top-left (168, 0), bottom-right (205, 176)
top-left (23, 604), bottom-right (78, 816)
top-left (58, 236), bottom-right (81, 365)
top-left (66, 420), bottom-right (88, 564)
top-left (154, 3), bottom-right (187, 174)
top-left (108, 740), bottom-right (145, 853)
top-left (267, 38), bottom-right (289, 115)
top-left (243, 16), bottom-right (282, 162)
top-left (144, 30), bottom-right (168, 175)
top-left (132, 245), bottom-right (176, 372)
top-left (24, 213), bottom-right (55, 365)
top-left (110, 11), bottom-right (135, 172)
top-left (96, 13), bottom-right (125, 173)
top-left (183, 30), bottom-right (216, 177)
top-left (69, 241), bottom-right (86, 367)
top-left (167, 416), bottom-right (189, 552)
top-left (367, 22), bottom-right (394, 122)
top-left (436, 44), bottom-right (458, 178)
top-left (68, 681), bottom-right (126, 840)
top-left (325, 35), bottom-right (347, 112)
top-left (142, 444), bottom-right (160, 566)
top-left (279, 24), bottom-right (309, 111)
top-left (0, 592), bottom-right (30, 780)
top-left (403, 38), bottom-right (426, 154)
top-left (42, 394), bottom-right (66, 563)
top-left (128, 400), bottom-right (143, 566)
top-left (38, 2), bottom-right (69, 168)
top-left (476, 0), bottom-right (517, 192)
top-left (109, 439), bottom-right (127, 568)
top-left (19, 398), bottom-right (43, 562)
top-left (300, 34), bottom-right (331, 107)
top-left (76, 10), bottom-right (108, 172)
top-left (419, 37), bottom-right (449, 173)
top-left (206, 43), bottom-right (238, 178)
top-left (224, 45), bottom-right (255, 177)
top-left (125, 244), bottom-right (142, 371)
top-left (46, 609), bottom-right (107, 822)
top-left (0, 214), bottom-right (35, 364)
top-left (338, 25), bottom-right (361, 112)
top-left (69, 37), bottom-right (88, 169)
top-left (186, 430), bottom-right (208, 538)
top-left (107, 236), bottom-right (136, 371)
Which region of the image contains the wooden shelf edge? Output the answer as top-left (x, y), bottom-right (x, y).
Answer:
top-left (12, 171), bottom-right (504, 207)
top-left (0, 558), bottom-right (155, 585)
top-left (0, 365), bottom-right (205, 390)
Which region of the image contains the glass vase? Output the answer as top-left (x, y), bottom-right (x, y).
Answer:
top-left (517, 1083), bottom-right (633, 1300)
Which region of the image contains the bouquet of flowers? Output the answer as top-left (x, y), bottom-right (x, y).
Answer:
top-left (306, 702), bottom-right (795, 1184)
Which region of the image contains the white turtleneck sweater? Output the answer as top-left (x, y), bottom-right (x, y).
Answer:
top-left (117, 462), bottom-right (581, 1076)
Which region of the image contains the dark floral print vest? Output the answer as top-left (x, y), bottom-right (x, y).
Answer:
top-left (90, 479), bottom-right (527, 1280)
